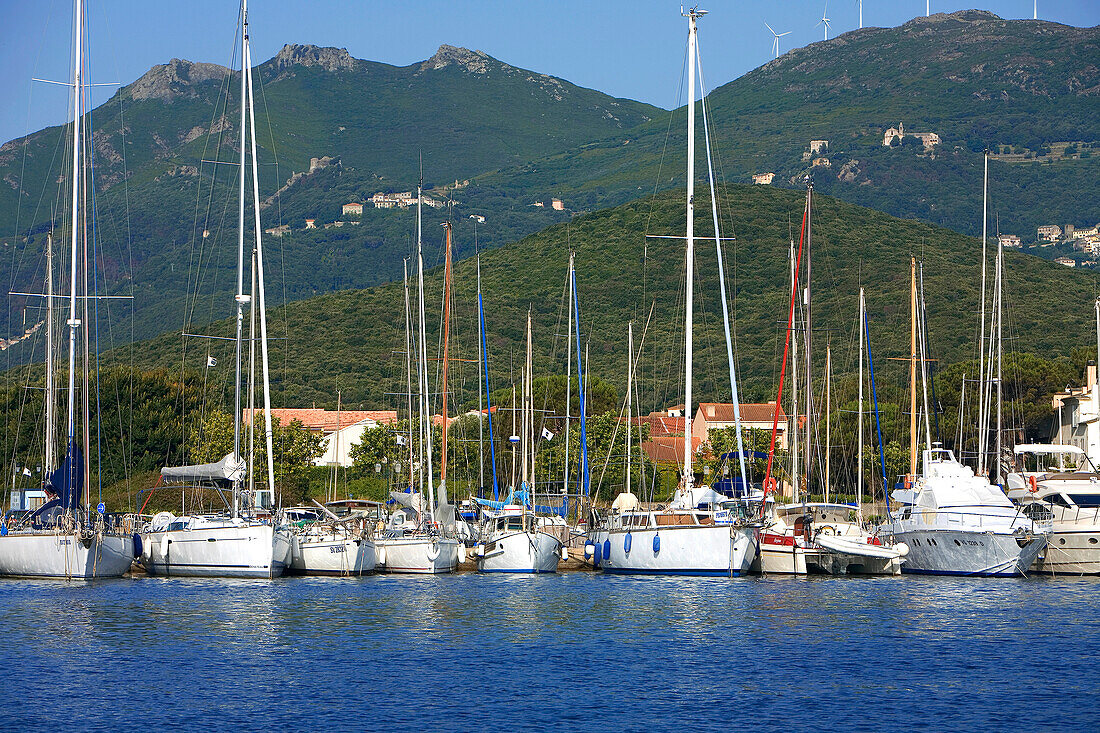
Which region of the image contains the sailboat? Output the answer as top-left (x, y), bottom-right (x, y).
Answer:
top-left (475, 311), bottom-right (564, 573)
top-left (139, 0), bottom-right (291, 578)
top-left (879, 257), bottom-right (1049, 575)
top-left (0, 0), bottom-right (135, 579)
top-left (757, 189), bottom-right (905, 575)
top-left (375, 196), bottom-right (460, 574)
top-left (593, 8), bottom-right (759, 576)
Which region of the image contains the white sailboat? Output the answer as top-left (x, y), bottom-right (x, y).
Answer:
top-left (0, 0), bottom-right (135, 579)
top-left (375, 189), bottom-right (459, 574)
top-left (287, 501), bottom-right (377, 576)
top-left (593, 8), bottom-right (759, 576)
top-left (139, 0), bottom-right (291, 578)
top-left (475, 311), bottom-right (563, 573)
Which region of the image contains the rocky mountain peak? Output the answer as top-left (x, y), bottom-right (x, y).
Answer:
top-left (127, 58), bottom-right (227, 102)
top-left (273, 44), bottom-right (358, 72)
top-left (421, 45), bottom-right (493, 74)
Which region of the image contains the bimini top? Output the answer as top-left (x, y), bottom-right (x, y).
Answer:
top-left (161, 453), bottom-right (245, 486)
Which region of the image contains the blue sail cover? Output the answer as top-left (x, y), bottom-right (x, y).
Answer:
top-left (50, 443), bottom-right (84, 510)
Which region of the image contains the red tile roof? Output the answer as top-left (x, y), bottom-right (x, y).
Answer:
top-left (243, 408), bottom-right (397, 433)
top-left (696, 402), bottom-right (787, 424)
top-left (640, 436), bottom-right (702, 464)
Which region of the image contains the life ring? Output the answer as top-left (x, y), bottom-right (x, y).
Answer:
top-left (817, 525), bottom-right (837, 537)
top-left (426, 541), bottom-right (441, 562)
top-left (764, 476), bottom-right (777, 495)
top-left (1028, 475), bottom-right (1039, 493)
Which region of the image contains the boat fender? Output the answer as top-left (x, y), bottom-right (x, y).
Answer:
top-left (593, 542), bottom-right (602, 565)
top-left (603, 539), bottom-right (611, 562)
top-left (653, 534), bottom-right (660, 555)
top-left (560, 546), bottom-right (569, 561)
top-left (376, 546), bottom-right (387, 566)
top-left (624, 533), bottom-right (632, 554)
top-left (476, 543), bottom-right (486, 558)
top-left (427, 541), bottom-right (441, 562)
top-left (895, 542), bottom-right (910, 557)
top-left (132, 533), bottom-right (143, 559)
top-left (1028, 475), bottom-right (1039, 492)
top-left (457, 543), bottom-right (467, 564)
top-left (817, 525), bottom-right (836, 537)
top-left (583, 541), bottom-right (594, 558)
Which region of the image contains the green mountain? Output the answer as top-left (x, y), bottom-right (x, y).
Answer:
top-left (478, 11), bottom-right (1100, 240)
top-left (107, 185), bottom-right (1100, 420)
top-left (2, 10), bottom-right (1096, 364)
top-left (0, 43), bottom-right (659, 348)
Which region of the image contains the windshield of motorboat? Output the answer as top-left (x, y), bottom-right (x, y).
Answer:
top-left (927, 447), bottom-right (957, 464)
top-left (1014, 446), bottom-right (1090, 473)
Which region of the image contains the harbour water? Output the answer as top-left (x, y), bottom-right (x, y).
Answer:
top-left (3, 574), bottom-right (1097, 730)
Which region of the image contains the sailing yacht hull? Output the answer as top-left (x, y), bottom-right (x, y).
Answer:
top-left (141, 522), bottom-right (291, 578)
top-left (477, 530), bottom-right (561, 573)
top-left (289, 535), bottom-right (377, 575)
top-left (377, 536), bottom-right (459, 574)
top-left (1032, 527), bottom-right (1100, 575)
top-left (888, 528), bottom-right (1045, 576)
top-left (0, 532), bottom-right (133, 579)
top-left (594, 524), bottom-right (758, 576)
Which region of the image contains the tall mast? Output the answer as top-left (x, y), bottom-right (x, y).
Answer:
top-left (244, 6), bottom-right (276, 509)
top-left (803, 184), bottom-right (813, 500)
top-left (564, 253), bottom-right (573, 499)
top-left (790, 236), bottom-right (799, 501)
top-left (64, 0), bottom-right (84, 498)
top-left (525, 309), bottom-right (534, 489)
top-left (476, 256), bottom-right (484, 493)
top-left (230, 0), bottom-right (249, 518)
top-left (918, 263), bottom-right (933, 454)
top-left (403, 259), bottom-right (415, 490)
top-left (994, 234), bottom-right (1003, 483)
top-left (977, 151), bottom-right (989, 473)
top-left (909, 256), bottom-right (918, 477)
top-left (858, 289), bottom-right (865, 524)
top-left (45, 233), bottom-right (55, 474)
top-left (626, 321), bottom-right (634, 496)
top-left (416, 168), bottom-right (434, 518)
top-left (571, 265), bottom-right (589, 500)
top-left (440, 222), bottom-right (453, 487)
top-left (681, 7), bottom-right (701, 491)
top-left (478, 260), bottom-right (499, 500)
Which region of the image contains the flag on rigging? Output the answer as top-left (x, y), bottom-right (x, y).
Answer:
top-left (396, 435), bottom-right (407, 446)
top-left (541, 427), bottom-right (555, 441)
top-left (207, 355), bottom-right (218, 368)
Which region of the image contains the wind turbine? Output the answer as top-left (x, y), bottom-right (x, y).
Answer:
top-left (926, 1), bottom-right (930, 16)
top-left (1034, 1), bottom-right (1038, 20)
top-left (765, 21), bottom-right (792, 60)
top-left (856, 0), bottom-right (863, 29)
top-left (816, 3), bottom-right (832, 40)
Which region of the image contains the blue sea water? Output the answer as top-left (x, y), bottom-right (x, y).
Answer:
top-left (1, 573), bottom-right (1097, 731)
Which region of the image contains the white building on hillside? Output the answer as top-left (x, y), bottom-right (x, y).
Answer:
top-left (1053, 363), bottom-right (1100, 461)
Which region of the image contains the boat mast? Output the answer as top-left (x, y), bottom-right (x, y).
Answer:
top-left (994, 233), bottom-right (1003, 483)
top-left (791, 236), bottom-right (799, 501)
top-left (403, 259), bottom-right (415, 491)
top-left (477, 261), bottom-right (499, 500)
top-left (681, 6), bottom-right (701, 493)
top-left (803, 184), bottom-right (813, 501)
top-left (476, 256), bottom-right (484, 494)
top-left (63, 0), bottom-right (84, 513)
top-left (230, 0), bottom-right (249, 518)
top-left (44, 233), bottom-right (54, 475)
top-left (909, 256), bottom-right (918, 477)
top-left (825, 339), bottom-right (831, 504)
top-left (416, 169), bottom-right (435, 520)
top-left (440, 222), bottom-right (453, 490)
top-left (243, 2), bottom-right (277, 510)
top-left (564, 253), bottom-right (573, 501)
top-left (525, 309), bottom-right (534, 491)
top-left (977, 152), bottom-right (989, 474)
top-left (626, 321), bottom-right (633, 496)
top-left (858, 289), bottom-right (865, 524)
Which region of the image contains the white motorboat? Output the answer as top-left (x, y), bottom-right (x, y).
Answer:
top-left (1006, 444), bottom-right (1100, 574)
top-left (476, 504), bottom-right (563, 573)
top-left (0, 0), bottom-right (134, 579)
top-left (882, 446), bottom-right (1049, 576)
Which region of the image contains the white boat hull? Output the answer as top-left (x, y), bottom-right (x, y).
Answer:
top-left (758, 532), bottom-right (819, 575)
top-left (887, 528), bottom-right (1045, 576)
top-left (0, 532), bottom-right (134, 579)
top-left (376, 535), bottom-right (459, 574)
top-left (1034, 528), bottom-right (1100, 575)
top-left (593, 524), bottom-right (758, 576)
top-left (289, 535), bottom-right (377, 576)
top-left (141, 522), bottom-right (292, 578)
top-left (477, 530), bottom-right (561, 573)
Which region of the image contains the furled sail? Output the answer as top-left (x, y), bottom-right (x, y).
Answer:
top-left (161, 453), bottom-right (245, 486)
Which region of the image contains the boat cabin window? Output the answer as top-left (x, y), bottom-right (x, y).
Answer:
top-left (1046, 493), bottom-right (1071, 508)
top-left (1067, 494), bottom-right (1100, 508)
top-left (506, 517), bottom-right (524, 531)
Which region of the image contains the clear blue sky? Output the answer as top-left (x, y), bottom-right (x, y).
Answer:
top-left (1, 0), bottom-right (1096, 145)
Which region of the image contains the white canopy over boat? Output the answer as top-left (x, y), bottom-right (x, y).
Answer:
top-left (161, 453), bottom-right (245, 486)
